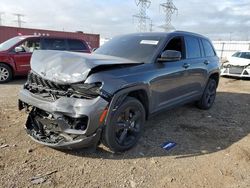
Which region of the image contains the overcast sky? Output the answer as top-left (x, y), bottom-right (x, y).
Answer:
top-left (1, 0), bottom-right (250, 40)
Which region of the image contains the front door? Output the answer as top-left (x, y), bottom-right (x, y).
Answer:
top-left (150, 36), bottom-right (190, 112)
top-left (12, 38), bottom-right (40, 73)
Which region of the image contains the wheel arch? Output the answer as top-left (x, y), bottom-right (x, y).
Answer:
top-left (209, 72), bottom-right (220, 87)
top-left (105, 84), bottom-right (150, 125)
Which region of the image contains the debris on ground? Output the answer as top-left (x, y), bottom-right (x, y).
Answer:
top-left (0, 144), bottom-right (9, 149)
top-left (27, 148), bottom-right (33, 153)
top-left (30, 170), bottom-right (58, 185)
top-left (31, 177), bottom-right (46, 185)
top-left (161, 141), bottom-right (177, 150)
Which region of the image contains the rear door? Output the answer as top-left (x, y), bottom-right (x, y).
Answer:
top-left (183, 36), bottom-right (208, 97)
top-left (12, 38), bottom-right (40, 73)
top-left (67, 39), bottom-right (90, 53)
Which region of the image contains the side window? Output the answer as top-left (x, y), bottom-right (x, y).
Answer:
top-left (202, 39), bottom-right (216, 57)
top-left (185, 36), bottom-right (201, 59)
top-left (68, 39), bottom-right (87, 51)
top-left (17, 38), bottom-right (40, 53)
top-left (240, 52), bottom-right (250, 59)
top-left (42, 38), bottom-right (66, 50)
top-left (164, 37), bottom-right (185, 59)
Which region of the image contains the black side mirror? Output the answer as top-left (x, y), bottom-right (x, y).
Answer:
top-left (92, 48), bottom-right (97, 52)
top-left (158, 50), bottom-right (182, 62)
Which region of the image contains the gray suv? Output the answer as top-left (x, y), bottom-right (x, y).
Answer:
top-left (19, 31), bottom-right (220, 152)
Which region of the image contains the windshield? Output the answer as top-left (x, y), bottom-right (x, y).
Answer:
top-left (94, 35), bottom-right (164, 63)
top-left (232, 51), bottom-right (250, 59)
top-left (0, 36), bottom-right (25, 51)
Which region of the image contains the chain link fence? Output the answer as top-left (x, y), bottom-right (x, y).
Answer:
top-left (213, 41), bottom-right (250, 60)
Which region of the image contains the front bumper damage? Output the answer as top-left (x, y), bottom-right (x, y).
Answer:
top-left (220, 66), bottom-right (250, 78)
top-left (19, 89), bottom-right (109, 149)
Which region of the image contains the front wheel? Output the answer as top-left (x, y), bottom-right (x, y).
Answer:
top-left (102, 97), bottom-right (145, 152)
top-left (197, 78), bottom-right (217, 110)
top-left (0, 63), bottom-right (13, 83)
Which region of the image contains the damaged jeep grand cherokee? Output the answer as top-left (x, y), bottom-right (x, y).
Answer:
top-left (19, 31), bottom-right (220, 152)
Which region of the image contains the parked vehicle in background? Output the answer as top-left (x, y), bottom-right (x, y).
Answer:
top-left (221, 51), bottom-right (250, 78)
top-left (0, 36), bottom-right (91, 83)
top-left (19, 31), bottom-right (220, 152)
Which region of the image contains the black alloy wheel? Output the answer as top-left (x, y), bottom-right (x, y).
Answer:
top-left (102, 97), bottom-right (145, 152)
top-left (197, 78), bottom-right (217, 110)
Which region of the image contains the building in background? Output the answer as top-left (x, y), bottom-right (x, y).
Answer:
top-left (0, 26), bottom-right (100, 48)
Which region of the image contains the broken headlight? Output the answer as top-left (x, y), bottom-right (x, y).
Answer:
top-left (71, 82), bottom-right (112, 101)
top-left (71, 82), bottom-right (102, 97)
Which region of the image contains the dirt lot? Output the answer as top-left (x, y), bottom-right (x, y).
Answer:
top-left (0, 77), bottom-right (249, 188)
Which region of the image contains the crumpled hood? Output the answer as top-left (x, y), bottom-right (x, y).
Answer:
top-left (225, 56), bottom-right (250, 67)
top-left (31, 50), bottom-right (139, 84)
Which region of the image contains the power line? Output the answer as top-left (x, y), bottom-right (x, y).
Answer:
top-left (13, 13), bottom-right (25, 28)
top-left (133, 0), bottom-right (151, 32)
top-left (159, 0), bottom-right (178, 32)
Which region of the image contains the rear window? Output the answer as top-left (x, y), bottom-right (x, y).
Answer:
top-left (185, 36), bottom-right (201, 59)
top-left (42, 38), bottom-right (66, 50)
top-left (67, 39), bottom-right (87, 51)
top-left (202, 39), bottom-right (216, 57)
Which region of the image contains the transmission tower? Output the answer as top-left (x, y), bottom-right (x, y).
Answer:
top-left (159, 0), bottom-right (178, 32)
top-left (13, 13), bottom-right (25, 27)
top-left (133, 0), bottom-right (151, 32)
top-left (0, 12), bottom-right (4, 26)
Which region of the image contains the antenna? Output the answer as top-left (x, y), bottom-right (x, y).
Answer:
top-left (133, 0), bottom-right (151, 32)
top-left (13, 13), bottom-right (25, 27)
top-left (159, 0), bottom-right (178, 32)
top-left (0, 12), bottom-right (4, 26)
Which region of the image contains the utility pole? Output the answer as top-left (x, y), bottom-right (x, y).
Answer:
top-left (149, 19), bottom-right (154, 32)
top-left (0, 12), bottom-right (4, 26)
top-left (133, 0), bottom-right (151, 32)
top-left (159, 0), bottom-right (178, 32)
top-left (13, 13), bottom-right (25, 27)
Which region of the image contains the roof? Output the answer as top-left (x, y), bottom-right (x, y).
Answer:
top-left (13, 35), bottom-right (86, 40)
top-left (119, 31), bottom-right (210, 40)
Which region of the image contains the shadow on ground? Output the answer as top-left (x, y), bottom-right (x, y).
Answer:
top-left (2, 76), bottom-right (27, 86)
top-left (222, 75), bottom-right (250, 81)
top-left (61, 91), bottom-right (249, 160)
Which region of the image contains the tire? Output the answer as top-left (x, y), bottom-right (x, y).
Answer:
top-left (197, 78), bottom-right (217, 110)
top-left (0, 63), bottom-right (13, 83)
top-left (102, 97), bottom-right (145, 152)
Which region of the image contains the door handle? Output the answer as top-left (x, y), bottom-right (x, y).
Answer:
top-left (183, 63), bottom-right (190, 69)
top-left (204, 60), bottom-right (210, 65)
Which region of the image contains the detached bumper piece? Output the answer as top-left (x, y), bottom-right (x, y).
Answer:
top-left (221, 66), bottom-right (250, 78)
top-left (25, 108), bottom-right (101, 150)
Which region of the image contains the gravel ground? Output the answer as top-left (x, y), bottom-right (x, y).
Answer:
top-left (0, 77), bottom-right (249, 188)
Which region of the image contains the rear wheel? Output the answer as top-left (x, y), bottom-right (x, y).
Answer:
top-left (0, 63), bottom-right (12, 83)
top-left (102, 97), bottom-right (145, 152)
top-left (197, 78), bottom-right (217, 110)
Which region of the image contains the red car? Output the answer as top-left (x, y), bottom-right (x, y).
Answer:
top-left (0, 35), bottom-right (91, 83)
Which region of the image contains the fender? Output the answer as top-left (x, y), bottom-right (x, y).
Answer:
top-left (104, 83), bottom-right (150, 126)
